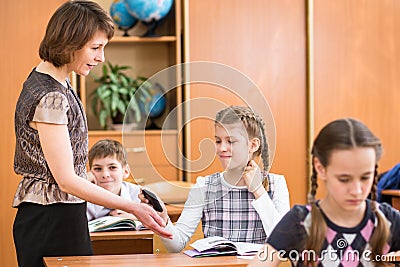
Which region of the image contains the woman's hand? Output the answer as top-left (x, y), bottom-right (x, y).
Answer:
top-left (139, 189), bottom-right (170, 225)
top-left (109, 209), bottom-right (137, 220)
top-left (243, 160), bottom-right (267, 199)
top-left (131, 202), bottom-right (172, 239)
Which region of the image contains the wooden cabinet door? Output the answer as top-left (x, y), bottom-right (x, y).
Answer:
top-left (89, 131), bottom-right (179, 185)
top-left (124, 132), bottom-right (180, 184)
top-left (313, 0), bottom-right (400, 198)
top-left (183, 0), bottom-right (307, 206)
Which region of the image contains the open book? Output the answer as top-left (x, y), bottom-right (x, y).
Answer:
top-left (184, 236), bottom-right (263, 257)
top-left (88, 216), bottom-right (147, 233)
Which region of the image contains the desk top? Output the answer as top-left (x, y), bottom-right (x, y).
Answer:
top-left (90, 229), bottom-right (154, 241)
top-left (166, 204), bottom-right (184, 222)
top-left (382, 189), bottom-right (400, 197)
top-left (43, 253), bottom-right (250, 267)
top-left (386, 254), bottom-right (399, 263)
top-left (43, 253), bottom-right (399, 267)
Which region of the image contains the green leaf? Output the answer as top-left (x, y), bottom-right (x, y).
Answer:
top-left (128, 99), bottom-right (142, 122)
top-left (103, 97), bottom-right (111, 113)
top-left (111, 91), bottom-right (119, 112)
top-left (109, 71), bottom-right (118, 84)
top-left (91, 96), bottom-right (99, 116)
top-left (116, 100), bottom-right (126, 115)
top-left (119, 85), bottom-right (128, 92)
top-left (100, 89), bottom-right (111, 99)
top-left (110, 84), bottom-right (119, 92)
top-left (99, 110), bottom-right (108, 129)
top-left (102, 64), bottom-right (108, 78)
top-left (89, 61), bottom-right (152, 128)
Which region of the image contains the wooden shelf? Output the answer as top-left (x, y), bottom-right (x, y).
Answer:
top-left (110, 36), bottom-right (176, 43)
top-left (79, 0), bottom-right (183, 183)
top-left (88, 130), bottom-right (178, 136)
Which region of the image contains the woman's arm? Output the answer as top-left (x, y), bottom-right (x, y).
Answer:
top-left (37, 122), bottom-right (172, 238)
top-left (251, 174), bottom-right (290, 236)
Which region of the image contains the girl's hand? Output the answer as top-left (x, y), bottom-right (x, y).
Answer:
top-left (139, 189), bottom-right (170, 225)
top-left (243, 160), bottom-right (266, 199)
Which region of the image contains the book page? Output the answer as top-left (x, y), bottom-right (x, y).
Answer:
top-left (234, 242), bottom-right (263, 256)
top-left (88, 216), bottom-right (137, 232)
top-left (190, 236), bottom-right (236, 252)
top-left (189, 236), bottom-right (263, 256)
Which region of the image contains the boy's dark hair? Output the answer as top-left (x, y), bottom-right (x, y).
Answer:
top-left (89, 139), bottom-right (127, 168)
top-left (39, 0), bottom-right (114, 67)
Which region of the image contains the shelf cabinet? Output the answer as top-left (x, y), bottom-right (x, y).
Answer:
top-left (73, 0), bottom-right (183, 184)
top-left (88, 130), bottom-right (181, 184)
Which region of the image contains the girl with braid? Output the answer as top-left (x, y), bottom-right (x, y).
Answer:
top-left (249, 118), bottom-right (400, 267)
top-left (147, 105), bottom-right (290, 252)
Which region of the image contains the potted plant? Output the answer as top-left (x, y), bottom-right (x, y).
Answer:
top-left (90, 61), bottom-right (152, 130)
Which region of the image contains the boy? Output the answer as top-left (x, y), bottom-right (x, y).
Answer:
top-left (87, 139), bottom-right (141, 221)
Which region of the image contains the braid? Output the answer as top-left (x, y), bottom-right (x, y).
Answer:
top-left (305, 164), bottom-right (326, 267)
top-left (236, 107), bottom-right (269, 169)
top-left (258, 121), bottom-right (270, 171)
top-left (307, 166), bottom-right (318, 204)
top-left (369, 164), bottom-right (390, 267)
top-left (370, 164), bottom-right (379, 202)
top-left (259, 123), bottom-right (270, 190)
top-left (238, 108), bottom-right (270, 188)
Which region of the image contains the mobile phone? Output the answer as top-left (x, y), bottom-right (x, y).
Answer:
top-left (142, 188), bottom-right (163, 212)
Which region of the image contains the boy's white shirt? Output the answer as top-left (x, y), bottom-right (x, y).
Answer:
top-left (161, 172), bottom-right (290, 252)
top-left (86, 181), bottom-right (141, 221)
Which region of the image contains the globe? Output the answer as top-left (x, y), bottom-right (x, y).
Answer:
top-left (110, 0), bottom-right (138, 36)
top-left (124, 0), bottom-right (173, 37)
top-left (139, 83), bottom-right (167, 119)
top-left (148, 91), bottom-right (166, 118)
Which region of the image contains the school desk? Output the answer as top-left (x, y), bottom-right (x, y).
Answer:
top-left (385, 254), bottom-right (400, 267)
top-left (381, 189), bottom-right (400, 210)
top-left (90, 230), bottom-right (154, 255)
top-left (391, 254), bottom-right (399, 263)
top-left (43, 253), bottom-right (250, 267)
top-left (89, 205), bottom-right (184, 255)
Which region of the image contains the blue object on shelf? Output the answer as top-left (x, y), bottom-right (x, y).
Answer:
top-left (110, 0), bottom-right (138, 36)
